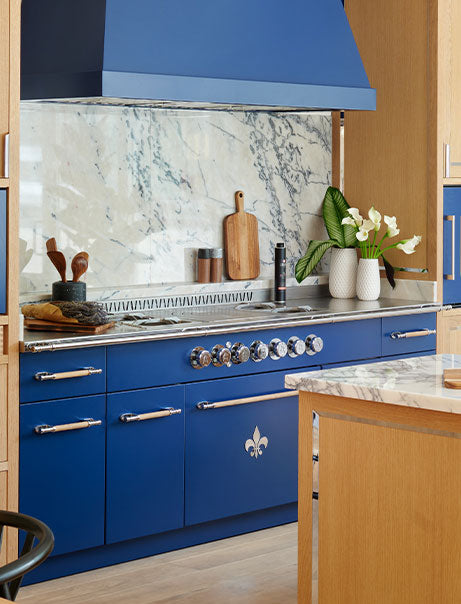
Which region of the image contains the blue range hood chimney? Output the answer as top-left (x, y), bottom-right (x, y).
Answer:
top-left (21, 0), bottom-right (376, 111)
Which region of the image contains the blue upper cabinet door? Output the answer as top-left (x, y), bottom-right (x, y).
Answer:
top-left (106, 385), bottom-right (185, 544)
top-left (185, 369), bottom-right (312, 527)
top-left (0, 190), bottom-right (6, 314)
top-left (444, 187), bottom-right (461, 304)
top-left (19, 395), bottom-right (106, 556)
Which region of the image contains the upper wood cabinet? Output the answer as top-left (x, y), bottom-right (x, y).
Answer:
top-left (440, 0), bottom-right (461, 183)
top-left (342, 0), bottom-right (440, 283)
top-left (0, 0), bottom-right (8, 178)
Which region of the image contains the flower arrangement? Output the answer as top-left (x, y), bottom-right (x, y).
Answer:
top-left (342, 206), bottom-right (421, 260)
top-left (296, 187), bottom-right (422, 291)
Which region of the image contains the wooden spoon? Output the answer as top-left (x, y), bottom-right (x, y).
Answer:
top-left (71, 252), bottom-right (89, 282)
top-left (46, 237), bottom-right (57, 253)
top-left (47, 251), bottom-right (67, 282)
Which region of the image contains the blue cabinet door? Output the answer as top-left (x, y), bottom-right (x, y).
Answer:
top-left (0, 190), bottom-right (5, 314)
top-left (106, 385), bottom-right (185, 544)
top-left (185, 368), bottom-right (316, 526)
top-left (444, 187), bottom-right (461, 303)
top-left (19, 395), bottom-right (106, 556)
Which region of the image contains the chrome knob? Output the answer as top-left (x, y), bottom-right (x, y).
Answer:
top-left (250, 340), bottom-right (269, 362)
top-left (231, 343), bottom-right (250, 364)
top-left (305, 334), bottom-right (324, 356)
top-left (288, 336), bottom-right (306, 358)
top-left (190, 346), bottom-right (212, 369)
top-left (269, 338), bottom-right (288, 360)
top-left (211, 345), bottom-right (231, 367)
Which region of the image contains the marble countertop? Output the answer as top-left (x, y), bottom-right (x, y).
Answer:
top-left (285, 354), bottom-right (461, 415)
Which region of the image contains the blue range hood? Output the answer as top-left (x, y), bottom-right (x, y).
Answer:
top-left (21, 0), bottom-right (376, 111)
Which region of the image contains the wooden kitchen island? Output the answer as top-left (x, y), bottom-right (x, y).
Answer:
top-left (286, 355), bottom-right (461, 604)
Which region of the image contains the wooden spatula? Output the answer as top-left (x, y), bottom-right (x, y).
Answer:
top-left (46, 237), bottom-right (57, 253)
top-left (71, 252), bottom-right (89, 282)
top-left (224, 191), bottom-right (260, 280)
top-left (47, 251), bottom-right (67, 282)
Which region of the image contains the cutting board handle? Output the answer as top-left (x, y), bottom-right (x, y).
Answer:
top-left (235, 190), bottom-right (245, 212)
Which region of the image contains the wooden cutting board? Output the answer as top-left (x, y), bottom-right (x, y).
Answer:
top-left (24, 318), bottom-right (115, 334)
top-left (443, 368), bottom-right (461, 389)
top-left (224, 191), bottom-right (260, 280)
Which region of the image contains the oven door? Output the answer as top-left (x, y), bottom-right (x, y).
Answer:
top-left (185, 367), bottom-right (316, 526)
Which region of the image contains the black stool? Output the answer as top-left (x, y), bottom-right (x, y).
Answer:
top-left (0, 510), bottom-right (54, 601)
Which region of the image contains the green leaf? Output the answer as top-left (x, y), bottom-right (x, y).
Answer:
top-left (322, 187), bottom-right (357, 248)
top-left (295, 240), bottom-right (336, 283)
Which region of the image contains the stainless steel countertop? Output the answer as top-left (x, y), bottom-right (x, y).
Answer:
top-left (20, 297), bottom-right (442, 353)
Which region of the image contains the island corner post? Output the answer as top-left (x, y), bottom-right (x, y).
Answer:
top-left (298, 389), bottom-right (461, 604)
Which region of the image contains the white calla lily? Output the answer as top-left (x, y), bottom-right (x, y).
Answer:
top-left (396, 235), bottom-right (422, 255)
top-left (384, 215), bottom-right (399, 237)
top-left (356, 219), bottom-right (375, 242)
top-left (346, 207), bottom-right (363, 227)
top-left (341, 216), bottom-right (356, 226)
top-left (368, 206), bottom-right (381, 231)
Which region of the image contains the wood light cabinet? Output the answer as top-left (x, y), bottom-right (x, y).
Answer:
top-left (0, 0), bottom-right (20, 564)
top-left (0, 0), bottom-right (9, 179)
top-left (440, 0), bottom-right (461, 183)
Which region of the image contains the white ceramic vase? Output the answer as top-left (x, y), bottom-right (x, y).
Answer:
top-left (356, 258), bottom-right (381, 301)
top-left (328, 248), bottom-right (358, 299)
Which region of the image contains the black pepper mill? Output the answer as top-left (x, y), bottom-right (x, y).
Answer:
top-left (274, 242), bottom-right (286, 305)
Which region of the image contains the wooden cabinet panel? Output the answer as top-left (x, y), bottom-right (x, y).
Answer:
top-left (440, 0), bottom-right (461, 181)
top-left (343, 0), bottom-right (438, 279)
top-left (0, 470), bottom-right (6, 566)
top-left (0, 0), bottom-right (9, 176)
top-left (437, 308), bottom-right (461, 353)
top-left (0, 364), bottom-right (6, 462)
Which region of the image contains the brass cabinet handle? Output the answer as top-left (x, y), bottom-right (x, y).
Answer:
top-left (197, 390), bottom-right (298, 410)
top-left (119, 408), bottom-right (182, 423)
top-left (35, 418), bottom-right (102, 435)
top-left (444, 215), bottom-right (455, 280)
top-left (34, 367), bottom-right (103, 381)
top-left (390, 328), bottom-right (436, 340)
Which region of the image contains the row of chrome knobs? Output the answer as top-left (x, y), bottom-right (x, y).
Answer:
top-left (190, 335), bottom-right (324, 369)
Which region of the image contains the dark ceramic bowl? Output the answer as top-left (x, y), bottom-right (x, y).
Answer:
top-left (51, 281), bottom-right (86, 302)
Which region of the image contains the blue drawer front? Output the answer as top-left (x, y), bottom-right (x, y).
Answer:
top-left (381, 313), bottom-right (436, 356)
top-left (107, 319), bottom-right (381, 391)
top-left (106, 385), bottom-right (185, 544)
top-left (444, 187), bottom-right (461, 304)
top-left (185, 368), bottom-right (313, 526)
top-left (19, 395), bottom-right (106, 556)
top-left (0, 190), bottom-right (6, 314)
top-left (20, 347), bottom-right (106, 403)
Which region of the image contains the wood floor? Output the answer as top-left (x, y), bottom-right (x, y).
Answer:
top-left (18, 523), bottom-right (298, 604)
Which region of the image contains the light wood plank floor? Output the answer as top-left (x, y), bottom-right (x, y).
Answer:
top-left (18, 523), bottom-right (297, 604)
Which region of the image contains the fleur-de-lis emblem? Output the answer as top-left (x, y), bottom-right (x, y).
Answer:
top-left (245, 426), bottom-right (268, 459)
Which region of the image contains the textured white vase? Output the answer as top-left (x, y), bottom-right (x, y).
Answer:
top-left (328, 248), bottom-right (358, 299)
top-left (356, 258), bottom-right (381, 301)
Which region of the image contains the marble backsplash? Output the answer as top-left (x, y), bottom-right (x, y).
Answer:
top-left (19, 102), bottom-right (332, 297)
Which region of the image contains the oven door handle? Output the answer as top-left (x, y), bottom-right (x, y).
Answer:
top-left (197, 390), bottom-right (298, 410)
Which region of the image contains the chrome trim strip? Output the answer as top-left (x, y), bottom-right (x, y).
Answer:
top-left (21, 305), bottom-right (442, 353)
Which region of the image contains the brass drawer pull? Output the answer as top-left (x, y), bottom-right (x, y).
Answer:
top-left (197, 390), bottom-right (298, 410)
top-left (390, 329), bottom-right (436, 340)
top-left (120, 408), bottom-right (182, 423)
top-left (34, 367), bottom-right (103, 381)
top-left (35, 418), bottom-right (102, 435)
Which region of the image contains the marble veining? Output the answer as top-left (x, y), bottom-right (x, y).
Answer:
top-left (19, 103), bottom-right (331, 298)
top-left (286, 355), bottom-right (461, 415)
